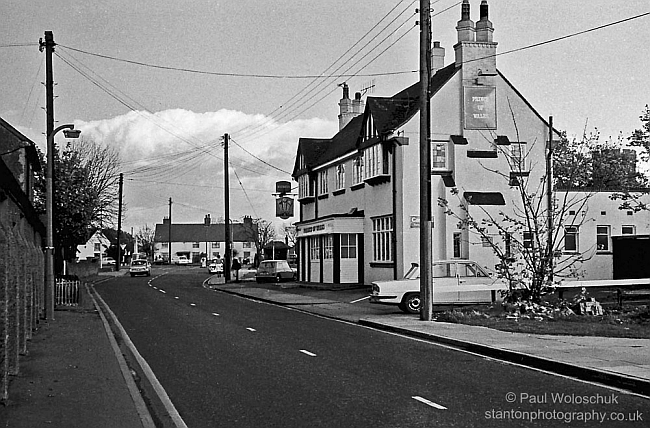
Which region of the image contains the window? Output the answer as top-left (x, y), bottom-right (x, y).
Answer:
top-left (453, 232), bottom-right (462, 258)
top-left (212, 242), bottom-right (220, 248)
top-left (323, 235), bottom-right (333, 259)
top-left (510, 143), bottom-right (525, 170)
top-left (192, 242), bottom-right (200, 248)
top-left (353, 156), bottom-right (364, 184)
top-left (481, 235), bottom-right (493, 248)
top-left (298, 174), bottom-right (314, 199)
top-left (523, 231), bottom-right (533, 249)
top-left (372, 216), bottom-right (393, 262)
top-left (564, 226), bottom-right (579, 252)
top-left (596, 226), bottom-right (610, 252)
top-left (243, 251), bottom-right (250, 259)
top-left (432, 143), bottom-right (447, 169)
top-left (243, 242), bottom-right (251, 248)
top-left (341, 234), bottom-right (357, 259)
top-left (94, 243), bottom-right (101, 252)
top-left (161, 242), bottom-right (168, 248)
top-left (364, 144), bottom-right (390, 179)
top-left (318, 169), bottom-right (328, 195)
top-left (309, 236), bottom-right (320, 261)
top-left (335, 164), bottom-right (345, 190)
top-left (622, 225), bottom-right (635, 235)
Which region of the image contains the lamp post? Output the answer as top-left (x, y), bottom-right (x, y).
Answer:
top-left (45, 124), bottom-right (80, 320)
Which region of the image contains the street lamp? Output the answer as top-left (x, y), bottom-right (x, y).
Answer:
top-left (45, 124), bottom-right (80, 320)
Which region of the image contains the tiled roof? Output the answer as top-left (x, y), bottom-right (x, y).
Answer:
top-left (154, 222), bottom-right (258, 243)
top-left (292, 63), bottom-right (458, 175)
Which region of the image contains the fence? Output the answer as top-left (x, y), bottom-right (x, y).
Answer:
top-left (55, 278), bottom-right (81, 307)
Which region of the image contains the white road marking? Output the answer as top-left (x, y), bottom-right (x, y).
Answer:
top-left (299, 350), bottom-right (317, 357)
top-left (190, 303), bottom-right (196, 307)
top-left (350, 296), bottom-right (370, 303)
top-left (159, 290), bottom-right (166, 294)
top-left (212, 313), bottom-right (220, 316)
top-left (412, 396), bottom-right (447, 410)
top-left (246, 327), bottom-right (256, 332)
top-left (174, 297), bottom-right (179, 299)
top-left (153, 286), bottom-right (158, 290)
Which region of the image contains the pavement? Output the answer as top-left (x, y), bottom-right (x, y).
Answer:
top-left (2, 270), bottom-right (649, 428)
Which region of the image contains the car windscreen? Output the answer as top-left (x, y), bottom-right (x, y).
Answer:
top-left (132, 260), bottom-right (146, 266)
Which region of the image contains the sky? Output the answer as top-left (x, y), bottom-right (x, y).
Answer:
top-left (2, 0), bottom-right (649, 235)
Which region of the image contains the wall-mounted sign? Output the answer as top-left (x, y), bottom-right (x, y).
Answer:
top-left (464, 86), bottom-right (496, 130)
top-left (410, 215), bottom-right (420, 228)
top-left (276, 196), bottom-right (294, 219)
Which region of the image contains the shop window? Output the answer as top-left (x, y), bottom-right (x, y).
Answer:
top-left (372, 215), bottom-right (393, 262)
top-left (341, 234), bottom-right (357, 259)
top-left (309, 236), bottom-right (320, 261)
top-left (323, 235), bottom-right (333, 259)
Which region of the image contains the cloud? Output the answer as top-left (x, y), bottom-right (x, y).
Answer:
top-left (73, 109), bottom-right (338, 232)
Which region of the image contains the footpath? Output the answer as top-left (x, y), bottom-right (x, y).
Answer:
top-left (2, 271), bottom-right (648, 427)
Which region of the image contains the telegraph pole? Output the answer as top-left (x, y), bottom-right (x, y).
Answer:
top-left (168, 198), bottom-right (172, 263)
top-left (40, 30), bottom-right (56, 320)
top-left (223, 133), bottom-right (231, 281)
top-left (419, 0), bottom-right (434, 321)
top-left (116, 173), bottom-right (123, 271)
top-left (547, 116), bottom-right (554, 282)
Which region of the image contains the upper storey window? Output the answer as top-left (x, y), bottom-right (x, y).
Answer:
top-left (318, 169), bottom-right (329, 195)
top-left (298, 174), bottom-right (313, 199)
top-left (335, 164), bottom-right (345, 190)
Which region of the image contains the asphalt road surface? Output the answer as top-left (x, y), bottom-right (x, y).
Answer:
top-left (95, 267), bottom-right (649, 427)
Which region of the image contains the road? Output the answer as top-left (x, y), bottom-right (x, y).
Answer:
top-left (95, 267), bottom-right (648, 427)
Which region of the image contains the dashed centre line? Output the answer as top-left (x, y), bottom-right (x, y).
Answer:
top-left (190, 303), bottom-right (196, 307)
top-left (299, 350), bottom-right (317, 357)
top-left (246, 327), bottom-right (256, 332)
top-left (212, 313), bottom-right (220, 316)
top-left (412, 396), bottom-right (447, 410)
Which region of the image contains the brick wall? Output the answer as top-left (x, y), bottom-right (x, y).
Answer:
top-left (0, 161), bottom-right (45, 403)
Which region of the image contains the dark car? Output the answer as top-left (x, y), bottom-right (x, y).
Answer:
top-left (255, 260), bottom-right (295, 283)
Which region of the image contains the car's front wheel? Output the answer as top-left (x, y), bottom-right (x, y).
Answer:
top-left (400, 293), bottom-right (421, 314)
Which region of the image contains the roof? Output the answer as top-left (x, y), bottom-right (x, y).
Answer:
top-left (0, 116), bottom-right (41, 172)
top-left (292, 63), bottom-right (459, 176)
top-left (154, 222), bottom-right (258, 243)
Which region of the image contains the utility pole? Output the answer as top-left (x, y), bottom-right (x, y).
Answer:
top-left (419, 0), bottom-right (434, 321)
top-left (116, 173), bottom-right (123, 271)
top-left (547, 116), bottom-right (554, 282)
top-left (223, 133), bottom-right (231, 281)
top-left (168, 197), bottom-right (172, 264)
top-left (40, 30), bottom-right (55, 320)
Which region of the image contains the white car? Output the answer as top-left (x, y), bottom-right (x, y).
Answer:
top-left (129, 259), bottom-right (151, 277)
top-left (176, 256), bottom-right (190, 265)
top-left (370, 260), bottom-right (508, 314)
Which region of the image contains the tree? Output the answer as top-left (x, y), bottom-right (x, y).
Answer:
top-left (252, 218), bottom-right (276, 264)
top-left (34, 138), bottom-right (121, 268)
top-left (134, 224), bottom-right (155, 258)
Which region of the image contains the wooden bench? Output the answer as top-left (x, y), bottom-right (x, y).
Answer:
top-left (616, 289), bottom-right (650, 307)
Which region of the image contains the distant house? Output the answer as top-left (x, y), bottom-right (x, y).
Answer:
top-left (76, 230), bottom-right (111, 261)
top-left (153, 215), bottom-right (258, 263)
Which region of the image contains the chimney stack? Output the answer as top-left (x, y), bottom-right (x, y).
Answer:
top-left (431, 41), bottom-right (445, 74)
top-left (475, 0), bottom-right (494, 42)
top-left (338, 83), bottom-right (363, 130)
top-left (456, 0), bottom-right (475, 43)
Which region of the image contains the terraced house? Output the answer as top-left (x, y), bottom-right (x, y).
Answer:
top-left (292, 1), bottom-right (559, 285)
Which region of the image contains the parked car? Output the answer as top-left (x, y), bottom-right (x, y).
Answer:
top-left (255, 260), bottom-right (295, 283)
top-left (103, 256), bottom-right (116, 266)
top-left (175, 256), bottom-right (190, 265)
top-left (370, 260), bottom-right (508, 314)
top-left (208, 259), bottom-right (224, 275)
top-left (129, 259), bottom-right (151, 277)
